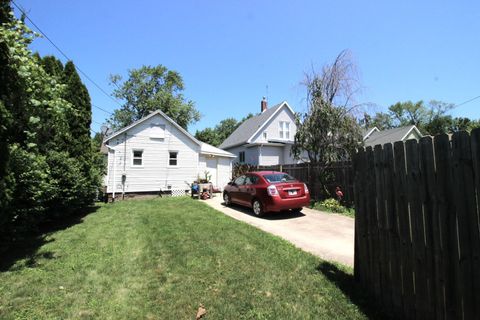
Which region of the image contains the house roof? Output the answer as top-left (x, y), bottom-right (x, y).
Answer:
top-left (218, 101), bottom-right (294, 149)
top-left (363, 125), bottom-right (422, 147)
top-left (103, 110), bottom-right (235, 158)
top-left (361, 127), bottom-right (380, 140)
top-left (200, 143), bottom-right (236, 158)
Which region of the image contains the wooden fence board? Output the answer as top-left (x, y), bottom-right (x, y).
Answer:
top-left (469, 128), bottom-right (480, 317)
top-left (393, 141), bottom-right (415, 319)
top-left (384, 143), bottom-right (403, 312)
top-left (433, 134), bottom-right (457, 320)
top-left (419, 137), bottom-right (437, 319)
top-left (451, 132), bottom-right (475, 319)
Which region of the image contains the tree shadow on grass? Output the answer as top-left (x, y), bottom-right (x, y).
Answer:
top-left (316, 261), bottom-right (391, 320)
top-left (0, 205), bottom-right (100, 272)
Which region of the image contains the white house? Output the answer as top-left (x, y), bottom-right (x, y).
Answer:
top-left (219, 99), bottom-right (302, 166)
top-left (103, 110), bottom-right (235, 200)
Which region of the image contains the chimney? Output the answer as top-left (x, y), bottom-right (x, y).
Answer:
top-left (261, 97), bottom-right (267, 113)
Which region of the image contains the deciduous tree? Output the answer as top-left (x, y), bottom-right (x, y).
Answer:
top-left (292, 51), bottom-right (362, 198)
top-left (109, 65), bottom-right (200, 130)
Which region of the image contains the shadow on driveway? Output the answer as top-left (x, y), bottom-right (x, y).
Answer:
top-left (316, 261), bottom-right (390, 320)
top-left (221, 202), bottom-right (306, 220)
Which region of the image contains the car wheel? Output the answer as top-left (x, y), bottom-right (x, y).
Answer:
top-left (252, 199), bottom-right (264, 217)
top-left (223, 193), bottom-right (231, 206)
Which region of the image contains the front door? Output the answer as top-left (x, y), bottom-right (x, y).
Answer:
top-left (206, 158), bottom-right (218, 187)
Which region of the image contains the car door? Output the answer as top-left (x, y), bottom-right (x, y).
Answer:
top-left (241, 174), bottom-right (259, 206)
top-left (230, 175), bottom-right (246, 204)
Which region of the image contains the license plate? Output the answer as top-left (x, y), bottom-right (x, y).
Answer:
top-left (288, 190), bottom-right (297, 195)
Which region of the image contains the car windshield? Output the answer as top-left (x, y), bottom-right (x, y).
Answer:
top-left (263, 173), bottom-right (297, 183)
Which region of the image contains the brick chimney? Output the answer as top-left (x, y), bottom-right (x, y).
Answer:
top-left (261, 97), bottom-right (267, 113)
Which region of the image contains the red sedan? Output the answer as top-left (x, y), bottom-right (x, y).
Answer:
top-left (223, 171), bottom-right (311, 217)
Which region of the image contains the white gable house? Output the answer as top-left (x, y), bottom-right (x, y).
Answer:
top-left (103, 110), bottom-right (235, 199)
top-left (219, 99), bottom-right (302, 166)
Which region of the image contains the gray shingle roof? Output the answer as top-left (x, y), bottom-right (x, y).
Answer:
top-left (364, 125), bottom-right (420, 147)
top-left (219, 102), bottom-right (284, 149)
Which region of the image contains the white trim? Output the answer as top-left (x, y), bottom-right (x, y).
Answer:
top-left (246, 101), bottom-right (295, 144)
top-left (400, 125), bottom-right (422, 141)
top-left (200, 151), bottom-right (236, 158)
top-left (363, 127), bottom-right (380, 140)
top-left (131, 149), bottom-right (144, 167)
top-left (168, 150), bottom-right (179, 167)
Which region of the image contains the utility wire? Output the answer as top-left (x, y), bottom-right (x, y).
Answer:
top-left (11, 0), bottom-right (122, 109)
top-left (92, 103), bottom-right (114, 116)
top-left (455, 95), bottom-right (480, 108)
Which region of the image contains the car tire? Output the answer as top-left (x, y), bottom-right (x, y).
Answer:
top-left (252, 199), bottom-right (264, 217)
top-left (223, 193), bottom-right (231, 206)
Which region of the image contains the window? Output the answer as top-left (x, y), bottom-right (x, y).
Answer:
top-left (239, 151), bottom-right (245, 163)
top-left (245, 175), bottom-right (259, 185)
top-left (234, 175), bottom-right (246, 185)
top-left (263, 173), bottom-right (297, 183)
top-left (149, 123), bottom-right (165, 139)
top-left (263, 131), bottom-right (268, 140)
top-left (169, 151), bottom-right (178, 166)
top-left (132, 150), bottom-right (143, 166)
top-left (279, 121), bottom-right (290, 139)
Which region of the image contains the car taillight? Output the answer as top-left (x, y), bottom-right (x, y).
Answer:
top-left (304, 183), bottom-right (309, 194)
top-left (267, 185), bottom-right (278, 196)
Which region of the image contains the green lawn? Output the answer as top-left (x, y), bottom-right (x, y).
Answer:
top-left (0, 197), bottom-right (378, 319)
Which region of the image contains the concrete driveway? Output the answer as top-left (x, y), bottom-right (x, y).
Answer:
top-left (204, 195), bottom-right (355, 267)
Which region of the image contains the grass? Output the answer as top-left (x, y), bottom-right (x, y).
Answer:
top-left (0, 197), bottom-right (379, 319)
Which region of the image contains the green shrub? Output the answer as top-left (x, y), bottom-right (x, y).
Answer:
top-left (317, 198), bottom-right (346, 213)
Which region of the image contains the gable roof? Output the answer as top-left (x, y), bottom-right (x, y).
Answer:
top-left (103, 110), bottom-right (235, 158)
top-left (361, 127), bottom-right (380, 140)
top-left (218, 101), bottom-right (294, 149)
top-left (364, 125), bottom-right (422, 147)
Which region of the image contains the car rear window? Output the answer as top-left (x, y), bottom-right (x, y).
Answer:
top-left (262, 173), bottom-right (297, 183)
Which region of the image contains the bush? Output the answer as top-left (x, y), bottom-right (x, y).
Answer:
top-left (317, 198), bottom-right (346, 213)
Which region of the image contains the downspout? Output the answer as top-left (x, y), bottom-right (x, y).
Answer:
top-left (122, 133), bottom-right (127, 200)
top-left (106, 145), bottom-right (116, 201)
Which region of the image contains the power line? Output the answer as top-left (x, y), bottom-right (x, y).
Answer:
top-left (92, 103), bottom-right (113, 116)
top-left (11, 0), bottom-right (122, 108)
top-left (455, 95), bottom-right (480, 108)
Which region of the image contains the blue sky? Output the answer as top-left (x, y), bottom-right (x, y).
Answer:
top-left (13, 0), bottom-right (480, 134)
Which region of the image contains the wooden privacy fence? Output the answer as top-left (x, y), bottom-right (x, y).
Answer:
top-left (353, 130), bottom-right (480, 320)
top-left (256, 162), bottom-right (354, 204)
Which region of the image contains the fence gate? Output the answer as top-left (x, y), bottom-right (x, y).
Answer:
top-left (353, 130), bottom-right (480, 320)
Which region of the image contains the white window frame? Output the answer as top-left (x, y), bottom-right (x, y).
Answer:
top-left (279, 121), bottom-right (291, 140)
top-left (168, 151), bottom-right (178, 167)
top-left (263, 131), bottom-right (268, 140)
top-left (132, 149), bottom-right (144, 167)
